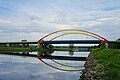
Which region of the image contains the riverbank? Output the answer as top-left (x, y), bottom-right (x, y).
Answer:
top-left (0, 47), bottom-right (82, 52)
top-left (0, 46), bottom-right (39, 52)
top-left (81, 48), bottom-right (120, 80)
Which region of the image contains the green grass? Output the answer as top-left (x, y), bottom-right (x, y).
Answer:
top-left (0, 47), bottom-right (39, 52)
top-left (92, 49), bottom-right (120, 80)
top-left (0, 46), bottom-right (52, 53)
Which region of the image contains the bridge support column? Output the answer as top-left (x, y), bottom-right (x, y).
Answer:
top-left (38, 44), bottom-right (44, 49)
top-left (26, 44), bottom-right (29, 47)
top-left (4, 44), bottom-right (7, 47)
top-left (105, 43), bottom-right (108, 49)
top-left (22, 44), bottom-right (25, 47)
top-left (69, 44), bottom-right (74, 49)
top-left (9, 44), bottom-right (12, 47)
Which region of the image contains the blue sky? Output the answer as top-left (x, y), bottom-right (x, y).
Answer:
top-left (0, 0), bottom-right (120, 41)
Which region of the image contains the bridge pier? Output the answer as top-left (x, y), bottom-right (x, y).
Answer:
top-left (22, 43), bottom-right (29, 47)
top-left (69, 44), bottom-right (74, 49)
top-left (4, 44), bottom-right (7, 47)
top-left (38, 44), bottom-right (44, 49)
top-left (105, 43), bottom-right (108, 49)
top-left (9, 44), bottom-right (12, 47)
top-left (26, 44), bottom-right (29, 47)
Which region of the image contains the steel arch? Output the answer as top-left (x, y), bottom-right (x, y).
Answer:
top-left (38, 29), bottom-right (108, 44)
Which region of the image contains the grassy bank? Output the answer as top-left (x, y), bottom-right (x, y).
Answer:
top-left (92, 49), bottom-right (120, 79)
top-left (0, 47), bottom-right (73, 52)
top-left (0, 47), bottom-right (39, 52)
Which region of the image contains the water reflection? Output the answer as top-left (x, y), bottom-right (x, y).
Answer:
top-left (0, 50), bottom-right (89, 80)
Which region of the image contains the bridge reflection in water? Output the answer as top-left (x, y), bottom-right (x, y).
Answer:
top-left (0, 51), bottom-right (87, 80)
top-left (0, 49), bottom-right (88, 73)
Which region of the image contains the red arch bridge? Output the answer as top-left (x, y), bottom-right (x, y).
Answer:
top-left (36, 29), bottom-right (108, 60)
top-left (38, 29), bottom-right (108, 50)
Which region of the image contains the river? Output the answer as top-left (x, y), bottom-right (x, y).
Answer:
top-left (0, 51), bottom-right (90, 80)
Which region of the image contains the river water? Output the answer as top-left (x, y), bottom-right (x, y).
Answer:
top-left (0, 51), bottom-right (89, 80)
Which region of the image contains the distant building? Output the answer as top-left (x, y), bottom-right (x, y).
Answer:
top-left (21, 40), bottom-right (27, 42)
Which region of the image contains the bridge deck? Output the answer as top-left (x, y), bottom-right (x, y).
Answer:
top-left (0, 42), bottom-right (37, 44)
top-left (42, 40), bottom-right (101, 44)
top-left (0, 41), bottom-right (120, 45)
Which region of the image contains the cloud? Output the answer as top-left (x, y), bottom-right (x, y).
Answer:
top-left (0, 59), bottom-right (81, 80)
top-left (0, 0), bottom-right (120, 41)
top-left (0, 19), bottom-right (11, 24)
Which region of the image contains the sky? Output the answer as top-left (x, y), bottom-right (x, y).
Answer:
top-left (0, 0), bottom-right (120, 41)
